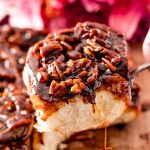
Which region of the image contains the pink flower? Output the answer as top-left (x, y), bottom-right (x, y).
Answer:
top-left (82, 0), bottom-right (116, 12)
top-left (109, 0), bottom-right (149, 39)
top-left (50, 0), bottom-right (76, 10)
top-left (48, 0), bottom-right (109, 31)
top-left (48, 0), bottom-right (150, 40)
top-left (0, 0), bottom-right (149, 41)
top-left (0, 0), bottom-right (44, 30)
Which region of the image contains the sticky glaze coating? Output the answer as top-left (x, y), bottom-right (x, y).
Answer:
top-left (27, 22), bottom-right (130, 103)
top-left (0, 25), bottom-right (47, 48)
top-left (0, 25), bottom-right (47, 89)
top-left (0, 84), bottom-right (34, 144)
top-left (0, 25), bottom-right (47, 146)
top-left (1, 141), bottom-right (29, 150)
top-left (0, 41), bottom-right (26, 89)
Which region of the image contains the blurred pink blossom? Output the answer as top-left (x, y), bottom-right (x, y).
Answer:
top-left (109, 0), bottom-right (143, 39)
top-left (48, 0), bottom-right (150, 40)
top-left (0, 0), bottom-right (149, 41)
top-left (82, 0), bottom-right (116, 12)
top-left (0, 0), bottom-right (44, 30)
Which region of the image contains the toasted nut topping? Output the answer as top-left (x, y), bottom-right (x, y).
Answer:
top-left (67, 51), bottom-right (82, 59)
top-left (40, 41), bottom-right (63, 58)
top-left (83, 46), bottom-right (95, 59)
top-left (29, 22), bottom-right (129, 103)
top-left (54, 61), bottom-right (63, 79)
top-left (48, 63), bottom-right (59, 80)
top-left (37, 68), bottom-right (49, 83)
top-left (71, 84), bottom-right (81, 93)
top-left (60, 41), bottom-right (73, 51)
top-left (64, 79), bottom-right (73, 86)
top-left (102, 58), bottom-right (116, 71)
top-left (78, 71), bottom-right (88, 77)
top-left (49, 80), bottom-right (59, 94)
top-left (73, 79), bottom-right (82, 84)
top-left (79, 82), bottom-right (86, 89)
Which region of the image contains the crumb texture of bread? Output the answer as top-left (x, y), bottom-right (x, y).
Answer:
top-left (33, 90), bottom-right (126, 150)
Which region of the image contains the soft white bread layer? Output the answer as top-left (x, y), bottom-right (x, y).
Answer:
top-left (36, 101), bottom-right (139, 150)
top-left (34, 91), bottom-right (126, 150)
top-left (32, 105), bottom-right (139, 150)
top-left (23, 63), bottom-right (130, 150)
top-left (35, 91), bottom-right (126, 133)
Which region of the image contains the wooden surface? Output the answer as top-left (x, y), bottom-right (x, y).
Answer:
top-left (63, 44), bottom-right (150, 150)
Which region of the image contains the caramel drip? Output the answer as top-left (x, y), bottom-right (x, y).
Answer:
top-left (104, 123), bottom-right (107, 150)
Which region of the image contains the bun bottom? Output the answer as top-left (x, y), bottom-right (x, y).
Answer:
top-left (31, 90), bottom-right (127, 150)
top-left (32, 104), bottom-right (138, 150)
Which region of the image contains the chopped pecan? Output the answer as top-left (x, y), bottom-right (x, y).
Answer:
top-left (54, 61), bottom-right (63, 80)
top-left (49, 80), bottom-right (68, 97)
top-left (94, 36), bottom-right (106, 46)
top-left (37, 68), bottom-right (49, 83)
top-left (87, 76), bottom-right (94, 84)
top-left (40, 41), bottom-right (63, 58)
top-left (81, 33), bottom-right (90, 39)
top-left (71, 84), bottom-right (81, 93)
top-left (83, 46), bottom-right (95, 59)
top-left (48, 63), bottom-right (59, 80)
top-left (86, 39), bottom-right (106, 52)
top-left (71, 81), bottom-right (85, 94)
top-left (53, 34), bottom-right (74, 43)
top-left (64, 67), bottom-right (72, 75)
top-left (79, 58), bottom-right (89, 66)
top-left (49, 80), bottom-right (59, 94)
top-left (64, 79), bottom-right (73, 86)
top-left (60, 41), bottom-right (73, 51)
top-left (100, 49), bottom-right (121, 64)
top-left (102, 57), bottom-right (116, 71)
top-left (87, 65), bottom-right (99, 84)
top-left (67, 51), bottom-right (82, 59)
top-left (62, 35), bottom-right (74, 43)
top-left (86, 39), bottom-right (99, 50)
top-left (77, 71), bottom-right (88, 77)
top-left (74, 43), bottom-right (85, 51)
top-left (78, 82), bottom-right (85, 89)
top-left (73, 78), bottom-right (82, 84)
top-left (66, 60), bottom-right (74, 68)
top-left (55, 81), bottom-right (67, 97)
top-left (57, 54), bottom-right (65, 62)
top-left (33, 41), bottom-right (43, 52)
top-left (89, 28), bottom-right (100, 37)
top-left (99, 31), bottom-right (107, 39)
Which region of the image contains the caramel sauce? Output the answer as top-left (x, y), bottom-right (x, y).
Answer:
top-left (104, 123), bottom-right (107, 150)
top-left (0, 25), bottom-right (47, 147)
